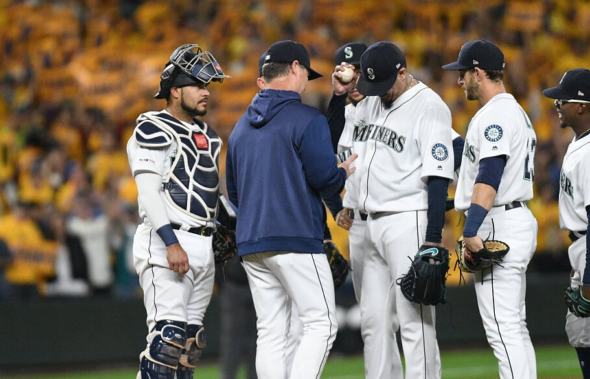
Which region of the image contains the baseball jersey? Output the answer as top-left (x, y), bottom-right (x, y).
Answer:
top-left (127, 110), bottom-right (221, 227)
top-left (558, 135), bottom-right (590, 232)
top-left (352, 82), bottom-right (455, 213)
top-left (338, 103), bottom-right (361, 210)
top-left (455, 93), bottom-right (536, 211)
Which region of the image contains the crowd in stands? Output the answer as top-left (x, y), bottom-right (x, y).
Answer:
top-left (0, 0), bottom-right (583, 298)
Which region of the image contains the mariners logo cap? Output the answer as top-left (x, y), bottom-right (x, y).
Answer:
top-left (542, 68), bottom-right (590, 101)
top-left (442, 40), bottom-right (505, 71)
top-left (264, 40), bottom-right (322, 80)
top-left (357, 41), bottom-right (406, 96)
top-left (334, 42), bottom-right (368, 66)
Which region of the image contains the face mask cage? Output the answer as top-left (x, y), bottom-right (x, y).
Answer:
top-left (170, 44), bottom-right (230, 84)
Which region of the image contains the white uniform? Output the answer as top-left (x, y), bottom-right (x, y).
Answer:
top-left (456, 93), bottom-right (538, 379)
top-left (127, 110), bottom-right (219, 376)
top-left (559, 134), bottom-right (590, 348)
top-left (352, 82), bottom-right (454, 379)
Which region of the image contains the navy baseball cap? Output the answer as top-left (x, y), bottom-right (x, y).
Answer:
top-left (263, 40), bottom-right (322, 80)
top-left (357, 41), bottom-right (406, 96)
top-left (258, 50), bottom-right (267, 77)
top-left (334, 42), bottom-right (368, 66)
top-left (543, 68), bottom-right (590, 101)
top-left (442, 40), bottom-right (505, 71)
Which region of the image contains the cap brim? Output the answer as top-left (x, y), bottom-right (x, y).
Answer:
top-left (542, 86), bottom-right (567, 99)
top-left (307, 67), bottom-right (323, 81)
top-left (441, 61), bottom-right (471, 70)
top-left (356, 75), bottom-right (397, 97)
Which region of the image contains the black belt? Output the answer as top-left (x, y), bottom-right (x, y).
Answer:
top-left (349, 210), bottom-right (368, 221)
top-left (171, 223), bottom-right (213, 236)
top-left (504, 201), bottom-right (523, 211)
top-left (569, 230), bottom-right (587, 243)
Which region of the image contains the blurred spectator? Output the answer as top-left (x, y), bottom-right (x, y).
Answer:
top-left (0, 237), bottom-right (13, 299)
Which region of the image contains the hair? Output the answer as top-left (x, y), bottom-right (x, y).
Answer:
top-left (483, 69), bottom-right (504, 82)
top-left (262, 62), bottom-right (291, 82)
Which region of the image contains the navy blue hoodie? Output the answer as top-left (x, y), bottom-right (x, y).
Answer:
top-left (226, 89), bottom-right (346, 256)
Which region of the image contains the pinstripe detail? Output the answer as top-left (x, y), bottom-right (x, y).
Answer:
top-left (489, 218), bottom-right (515, 378)
top-left (310, 253), bottom-right (334, 379)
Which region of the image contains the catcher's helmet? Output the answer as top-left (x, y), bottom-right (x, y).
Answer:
top-left (155, 44), bottom-right (230, 99)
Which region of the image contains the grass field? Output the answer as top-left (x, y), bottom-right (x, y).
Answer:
top-left (3, 345), bottom-right (580, 379)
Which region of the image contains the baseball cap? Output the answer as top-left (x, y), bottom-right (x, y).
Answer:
top-left (542, 68), bottom-right (590, 101)
top-left (258, 50), bottom-right (267, 77)
top-left (442, 40), bottom-right (505, 71)
top-left (263, 40), bottom-right (322, 80)
top-left (334, 42), bottom-right (368, 66)
top-left (357, 41), bottom-right (406, 97)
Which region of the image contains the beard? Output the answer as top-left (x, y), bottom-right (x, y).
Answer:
top-left (464, 80), bottom-right (481, 101)
top-left (181, 97), bottom-right (207, 117)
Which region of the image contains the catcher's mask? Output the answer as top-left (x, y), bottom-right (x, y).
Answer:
top-left (154, 44), bottom-right (230, 99)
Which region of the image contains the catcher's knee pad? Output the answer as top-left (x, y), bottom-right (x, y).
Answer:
top-left (138, 320), bottom-right (187, 379)
top-left (177, 325), bottom-right (206, 379)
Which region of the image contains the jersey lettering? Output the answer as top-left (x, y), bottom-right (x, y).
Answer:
top-left (353, 120), bottom-right (406, 152)
top-left (463, 140), bottom-right (476, 163)
top-left (560, 172), bottom-right (574, 199)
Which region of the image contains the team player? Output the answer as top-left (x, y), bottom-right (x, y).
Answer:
top-left (442, 40), bottom-right (538, 379)
top-left (338, 41), bottom-right (454, 378)
top-left (543, 68), bottom-right (590, 379)
top-left (226, 40), bottom-right (357, 379)
top-left (127, 44), bottom-right (230, 379)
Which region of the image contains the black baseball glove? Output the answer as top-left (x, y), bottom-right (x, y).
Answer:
top-left (565, 286), bottom-right (590, 318)
top-left (323, 241), bottom-right (350, 291)
top-left (212, 224), bottom-right (237, 264)
top-left (397, 245), bottom-right (450, 306)
top-left (456, 236), bottom-right (510, 273)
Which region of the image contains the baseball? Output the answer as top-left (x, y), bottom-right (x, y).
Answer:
top-left (340, 67), bottom-right (354, 83)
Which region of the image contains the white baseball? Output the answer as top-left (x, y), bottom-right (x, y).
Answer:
top-left (340, 67), bottom-right (354, 83)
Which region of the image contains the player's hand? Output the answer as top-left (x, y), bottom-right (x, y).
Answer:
top-left (583, 285), bottom-right (590, 300)
top-left (339, 153), bottom-right (358, 178)
top-left (332, 63), bottom-right (357, 96)
top-left (464, 235), bottom-right (484, 255)
top-left (335, 208), bottom-right (353, 230)
top-left (422, 241), bottom-right (445, 264)
top-left (166, 243), bottom-right (190, 274)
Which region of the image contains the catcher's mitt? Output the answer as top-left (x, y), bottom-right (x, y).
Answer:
top-left (323, 241), bottom-right (350, 290)
top-left (397, 245), bottom-right (450, 306)
top-left (456, 237), bottom-right (509, 273)
top-left (212, 224), bottom-right (237, 264)
top-left (565, 286), bottom-right (590, 318)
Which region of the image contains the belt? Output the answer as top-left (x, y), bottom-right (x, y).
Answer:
top-left (171, 223), bottom-right (213, 236)
top-left (348, 209), bottom-right (368, 221)
top-left (569, 230), bottom-right (587, 243)
top-left (504, 201), bottom-right (523, 211)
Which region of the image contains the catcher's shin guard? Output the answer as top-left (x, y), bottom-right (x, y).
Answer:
top-left (138, 320), bottom-right (187, 379)
top-left (176, 325), bottom-right (207, 379)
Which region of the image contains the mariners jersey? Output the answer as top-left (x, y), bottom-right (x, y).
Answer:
top-left (455, 93), bottom-right (536, 211)
top-left (352, 82), bottom-right (454, 213)
top-left (127, 110), bottom-right (222, 227)
top-left (337, 103), bottom-right (361, 210)
top-left (559, 135), bottom-right (590, 231)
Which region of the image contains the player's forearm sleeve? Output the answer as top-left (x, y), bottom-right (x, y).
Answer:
top-left (326, 92), bottom-right (348, 153)
top-left (475, 155), bottom-right (507, 191)
top-left (135, 172), bottom-right (170, 230)
top-left (426, 176), bottom-right (449, 243)
top-left (584, 205), bottom-right (590, 286)
top-left (452, 136), bottom-right (465, 171)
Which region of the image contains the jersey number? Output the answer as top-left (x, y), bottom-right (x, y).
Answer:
top-left (523, 137), bottom-right (536, 181)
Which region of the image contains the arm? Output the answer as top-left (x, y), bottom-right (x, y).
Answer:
top-left (424, 176), bottom-right (450, 246)
top-left (321, 190), bottom-right (344, 219)
top-left (326, 93), bottom-right (347, 153)
top-left (583, 205), bottom-right (590, 299)
top-left (463, 156), bottom-right (506, 252)
top-left (452, 135), bottom-right (465, 172)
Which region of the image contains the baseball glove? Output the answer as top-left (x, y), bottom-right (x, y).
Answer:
top-left (397, 245), bottom-right (450, 306)
top-left (456, 236), bottom-right (509, 273)
top-left (565, 286), bottom-right (590, 318)
top-left (323, 241), bottom-right (350, 290)
top-left (212, 224), bottom-right (237, 264)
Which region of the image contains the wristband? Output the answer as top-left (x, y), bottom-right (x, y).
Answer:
top-left (463, 203), bottom-right (488, 238)
top-left (156, 224), bottom-right (179, 246)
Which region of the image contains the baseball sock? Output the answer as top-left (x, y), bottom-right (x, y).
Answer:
top-left (576, 347), bottom-right (590, 379)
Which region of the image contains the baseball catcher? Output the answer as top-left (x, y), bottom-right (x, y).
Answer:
top-left (565, 286), bottom-right (590, 318)
top-left (323, 241), bottom-right (350, 290)
top-left (456, 236), bottom-right (510, 273)
top-left (397, 245), bottom-right (450, 306)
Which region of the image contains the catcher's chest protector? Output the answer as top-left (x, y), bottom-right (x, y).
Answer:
top-left (135, 112), bottom-right (222, 221)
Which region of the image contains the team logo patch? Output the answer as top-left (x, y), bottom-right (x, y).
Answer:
top-left (484, 124), bottom-right (503, 142)
top-left (431, 143), bottom-right (449, 161)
